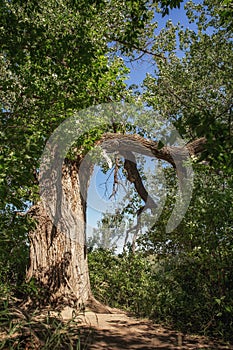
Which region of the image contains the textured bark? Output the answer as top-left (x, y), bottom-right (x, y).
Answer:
top-left (27, 160), bottom-right (91, 307)
top-left (100, 133), bottom-right (206, 166)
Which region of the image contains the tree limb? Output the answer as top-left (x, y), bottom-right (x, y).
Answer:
top-left (100, 133), bottom-right (206, 167)
top-left (121, 150), bottom-right (157, 211)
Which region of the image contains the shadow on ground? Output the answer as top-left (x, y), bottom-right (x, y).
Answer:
top-left (79, 312), bottom-right (232, 350)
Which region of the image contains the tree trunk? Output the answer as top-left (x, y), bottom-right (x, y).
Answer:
top-left (27, 160), bottom-right (91, 307)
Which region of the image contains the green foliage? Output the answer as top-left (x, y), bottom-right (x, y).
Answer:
top-left (143, 1), bottom-right (233, 171)
top-left (1, 0), bottom-right (157, 213)
top-left (88, 248), bottom-right (155, 315)
top-left (149, 255), bottom-right (233, 340)
top-left (0, 209), bottom-right (30, 298)
top-left (186, 0), bottom-right (233, 32)
top-left (0, 0), bottom-right (232, 345)
top-left (140, 165), bottom-right (233, 340)
top-left (158, 0), bottom-right (183, 16)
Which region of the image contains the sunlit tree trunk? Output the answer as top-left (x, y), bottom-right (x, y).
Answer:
top-left (27, 160), bottom-right (91, 307)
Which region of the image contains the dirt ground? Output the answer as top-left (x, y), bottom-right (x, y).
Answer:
top-left (61, 307), bottom-right (233, 350)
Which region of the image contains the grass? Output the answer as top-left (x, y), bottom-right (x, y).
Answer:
top-left (0, 299), bottom-right (93, 350)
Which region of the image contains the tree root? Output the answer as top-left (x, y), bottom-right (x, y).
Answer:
top-left (86, 295), bottom-right (127, 314)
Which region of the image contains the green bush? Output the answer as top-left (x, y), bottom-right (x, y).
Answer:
top-left (88, 247), bottom-right (233, 342)
top-left (149, 255), bottom-right (233, 340)
top-left (88, 247), bottom-right (154, 315)
top-left (0, 210), bottom-right (29, 298)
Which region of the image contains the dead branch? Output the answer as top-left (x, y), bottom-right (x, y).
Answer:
top-left (121, 150), bottom-right (157, 211)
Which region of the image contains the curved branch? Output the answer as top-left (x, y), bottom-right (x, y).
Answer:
top-left (98, 133), bottom-right (206, 209)
top-left (95, 132), bottom-right (206, 247)
top-left (121, 150), bottom-right (156, 253)
top-left (100, 133), bottom-right (206, 167)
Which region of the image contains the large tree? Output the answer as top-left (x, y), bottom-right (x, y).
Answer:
top-left (1, 0), bottom-right (189, 307)
top-left (1, 0), bottom-right (231, 310)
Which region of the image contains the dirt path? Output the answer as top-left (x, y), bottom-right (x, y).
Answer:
top-left (61, 307), bottom-right (232, 350)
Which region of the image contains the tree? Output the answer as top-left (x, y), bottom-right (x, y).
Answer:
top-left (1, 0), bottom-right (231, 313)
top-left (0, 0), bottom-right (188, 307)
top-left (144, 0), bottom-right (232, 165)
top-left (0, 0), bottom-right (129, 305)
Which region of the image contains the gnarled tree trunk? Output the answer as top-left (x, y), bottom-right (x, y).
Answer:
top-left (27, 160), bottom-right (91, 307)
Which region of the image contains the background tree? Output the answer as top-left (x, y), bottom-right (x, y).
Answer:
top-left (143, 0), bottom-right (233, 170)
